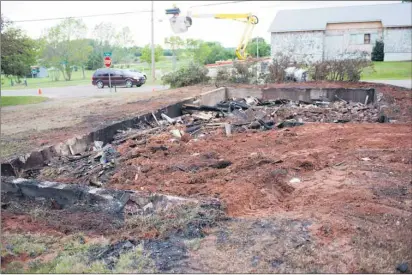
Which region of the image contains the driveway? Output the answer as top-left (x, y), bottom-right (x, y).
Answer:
top-left (362, 80), bottom-right (411, 89)
top-left (1, 84), bottom-right (169, 99)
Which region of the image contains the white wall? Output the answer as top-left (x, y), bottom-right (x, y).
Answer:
top-left (324, 21), bottom-right (383, 60)
top-left (271, 31), bottom-right (324, 63)
top-left (384, 27), bottom-right (412, 61)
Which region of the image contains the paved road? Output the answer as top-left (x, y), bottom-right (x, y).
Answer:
top-left (1, 84), bottom-right (169, 99)
top-left (362, 80), bottom-right (412, 89)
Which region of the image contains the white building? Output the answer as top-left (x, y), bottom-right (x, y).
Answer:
top-left (268, 3), bottom-right (412, 62)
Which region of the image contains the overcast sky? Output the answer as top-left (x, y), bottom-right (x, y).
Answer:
top-left (1, 1), bottom-right (399, 48)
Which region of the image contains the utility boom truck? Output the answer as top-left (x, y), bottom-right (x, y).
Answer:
top-left (165, 6), bottom-right (258, 60)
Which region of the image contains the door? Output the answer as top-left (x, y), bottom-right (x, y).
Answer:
top-left (324, 35), bottom-right (344, 60)
top-left (110, 70), bottom-right (125, 86)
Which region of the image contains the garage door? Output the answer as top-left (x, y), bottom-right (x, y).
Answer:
top-left (324, 35), bottom-right (344, 60)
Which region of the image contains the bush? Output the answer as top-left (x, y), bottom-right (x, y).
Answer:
top-left (215, 67), bottom-right (231, 87)
top-left (230, 60), bottom-right (255, 84)
top-left (263, 52), bottom-right (303, 83)
top-left (371, 40), bottom-right (384, 61)
top-left (161, 63), bottom-right (210, 88)
top-left (308, 52), bottom-right (373, 82)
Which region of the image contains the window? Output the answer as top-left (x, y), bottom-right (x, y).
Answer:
top-left (350, 34), bottom-right (357, 45)
top-left (364, 33), bottom-right (371, 44)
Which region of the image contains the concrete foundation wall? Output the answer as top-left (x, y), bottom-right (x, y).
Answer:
top-left (227, 87), bottom-right (263, 99)
top-left (197, 87), bottom-right (226, 106)
top-left (384, 53), bottom-right (412, 61)
top-left (262, 87), bottom-right (375, 104)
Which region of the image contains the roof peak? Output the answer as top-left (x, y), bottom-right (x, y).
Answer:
top-left (268, 2), bottom-right (412, 33)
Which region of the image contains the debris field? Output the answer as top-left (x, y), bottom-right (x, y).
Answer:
top-left (2, 83), bottom-right (412, 273)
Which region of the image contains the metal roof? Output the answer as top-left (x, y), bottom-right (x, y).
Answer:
top-left (268, 3), bottom-right (412, 33)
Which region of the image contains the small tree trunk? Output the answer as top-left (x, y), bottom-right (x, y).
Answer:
top-left (82, 66), bottom-right (85, 79)
top-left (60, 66), bottom-right (67, 81)
top-left (172, 54), bottom-right (177, 71)
top-left (66, 66), bottom-right (72, 81)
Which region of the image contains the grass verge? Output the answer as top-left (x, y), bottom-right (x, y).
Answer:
top-left (361, 61), bottom-right (412, 80)
top-left (1, 96), bottom-right (48, 107)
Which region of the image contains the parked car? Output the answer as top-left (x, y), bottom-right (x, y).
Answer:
top-left (124, 69), bottom-right (147, 79)
top-left (92, 69), bottom-right (146, 89)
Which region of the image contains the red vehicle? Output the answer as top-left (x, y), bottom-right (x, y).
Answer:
top-left (92, 69), bottom-right (146, 89)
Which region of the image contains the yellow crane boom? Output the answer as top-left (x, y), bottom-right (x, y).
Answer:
top-left (166, 7), bottom-right (258, 60)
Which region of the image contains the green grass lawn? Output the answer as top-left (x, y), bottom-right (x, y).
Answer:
top-left (361, 61), bottom-right (412, 80)
top-left (0, 59), bottom-right (183, 91)
top-left (1, 96), bottom-right (49, 107)
top-left (4, 59), bottom-right (407, 90)
top-left (0, 57), bottom-right (235, 91)
top-left (1, 70), bottom-right (93, 90)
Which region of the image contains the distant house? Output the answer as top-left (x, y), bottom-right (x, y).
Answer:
top-left (30, 66), bottom-right (48, 78)
top-left (268, 3), bottom-right (412, 62)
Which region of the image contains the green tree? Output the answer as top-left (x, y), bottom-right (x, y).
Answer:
top-left (1, 14), bottom-right (39, 79)
top-left (113, 27), bottom-right (135, 65)
top-left (371, 40), bottom-right (384, 61)
top-left (41, 18), bottom-right (88, 81)
top-left (165, 36), bottom-right (184, 70)
top-left (72, 39), bottom-right (93, 78)
top-left (140, 44), bottom-right (163, 64)
top-left (86, 39), bottom-right (103, 70)
top-left (246, 37), bottom-right (271, 58)
top-left (93, 22), bottom-right (116, 48)
top-left (184, 39), bottom-right (212, 65)
top-left (204, 41), bottom-right (235, 64)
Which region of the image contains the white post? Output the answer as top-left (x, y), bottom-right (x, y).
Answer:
top-left (109, 68), bottom-right (112, 93)
top-left (151, 0), bottom-right (156, 83)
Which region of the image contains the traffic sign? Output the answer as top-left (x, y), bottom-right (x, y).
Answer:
top-left (104, 56), bottom-right (112, 68)
top-left (103, 52), bottom-right (112, 57)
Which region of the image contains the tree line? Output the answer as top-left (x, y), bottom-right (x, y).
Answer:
top-left (1, 15), bottom-right (271, 81)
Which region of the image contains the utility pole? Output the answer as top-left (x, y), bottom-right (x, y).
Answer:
top-left (151, 0), bottom-right (155, 83)
top-left (256, 38), bottom-right (259, 80)
top-left (257, 37), bottom-right (259, 59)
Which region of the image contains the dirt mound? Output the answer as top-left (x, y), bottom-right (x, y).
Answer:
top-left (109, 123), bottom-right (411, 217)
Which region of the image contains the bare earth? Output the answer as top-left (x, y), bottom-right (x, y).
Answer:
top-left (0, 85), bottom-right (215, 161)
top-left (1, 81), bottom-right (411, 273)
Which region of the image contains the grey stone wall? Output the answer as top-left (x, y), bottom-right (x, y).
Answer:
top-left (271, 31), bottom-right (324, 63)
top-left (324, 28), bottom-right (383, 60)
top-left (383, 27), bottom-right (412, 61)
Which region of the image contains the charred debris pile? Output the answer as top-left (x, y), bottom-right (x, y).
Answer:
top-left (30, 95), bottom-right (385, 188)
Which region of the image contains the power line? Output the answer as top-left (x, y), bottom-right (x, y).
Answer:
top-left (12, 10), bottom-right (151, 23)
top-left (189, 1), bottom-right (251, 8)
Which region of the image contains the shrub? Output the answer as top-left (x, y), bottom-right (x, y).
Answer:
top-left (230, 60), bottom-right (255, 84)
top-left (263, 52), bottom-right (304, 83)
top-left (371, 40), bottom-right (384, 61)
top-left (307, 52), bottom-right (373, 82)
top-left (161, 63), bottom-right (210, 88)
top-left (215, 66), bottom-right (231, 87)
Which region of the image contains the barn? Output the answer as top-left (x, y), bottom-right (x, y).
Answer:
top-left (268, 2), bottom-right (412, 62)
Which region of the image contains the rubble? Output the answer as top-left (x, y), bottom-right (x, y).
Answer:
top-left (24, 94), bottom-right (385, 188)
